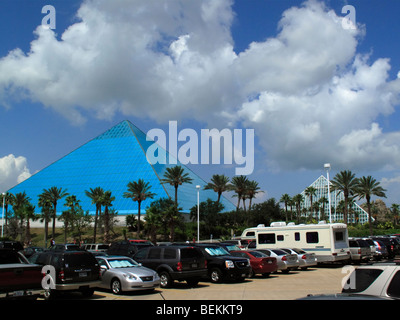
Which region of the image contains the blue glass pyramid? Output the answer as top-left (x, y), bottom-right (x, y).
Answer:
top-left (8, 120), bottom-right (236, 215)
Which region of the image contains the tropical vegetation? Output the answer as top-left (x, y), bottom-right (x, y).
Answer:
top-left (0, 166), bottom-right (397, 246)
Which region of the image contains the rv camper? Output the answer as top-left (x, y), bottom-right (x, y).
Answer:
top-left (241, 221), bottom-right (350, 263)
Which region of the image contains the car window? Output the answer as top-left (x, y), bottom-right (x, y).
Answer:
top-left (181, 248), bottom-right (203, 259)
top-left (148, 248), bottom-right (162, 259)
top-left (164, 248), bottom-right (177, 259)
top-left (134, 249), bottom-right (147, 259)
top-left (387, 270), bottom-right (400, 298)
top-left (342, 268), bottom-right (383, 293)
top-left (64, 252), bottom-right (96, 267)
top-left (204, 247), bottom-right (229, 256)
top-left (108, 258), bottom-right (138, 268)
top-left (231, 252), bottom-right (247, 258)
top-left (250, 251), bottom-right (268, 258)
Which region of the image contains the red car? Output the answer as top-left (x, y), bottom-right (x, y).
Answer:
top-left (230, 250), bottom-right (278, 277)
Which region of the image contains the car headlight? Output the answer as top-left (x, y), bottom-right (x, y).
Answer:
top-left (225, 260), bottom-right (235, 269)
top-left (123, 273), bottom-right (138, 280)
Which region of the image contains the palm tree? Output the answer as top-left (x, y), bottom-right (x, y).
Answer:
top-left (280, 194), bottom-right (291, 222)
top-left (161, 166), bottom-right (193, 207)
top-left (85, 187), bottom-right (104, 243)
top-left (292, 194), bottom-right (304, 223)
top-left (355, 176), bottom-right (387, 236)
top-left (318, 197), bottom-right (329, 221)
top-left (61, 195), bottom-right (81, 244)
top-left (230, 175), bottom-right (249, 211)
top-left (38, 193), bottom-right (53, 247)
top-left (101, 191), bottom-right (115, 243)
top-left (391, 204), bottom-right (400, 226)
top-left (330, 170), bottom-right (358, 224)
top-left (11, 192), bottom-right (31, 243)
top-left (246, 180), bottom-right (263, 210)
top-left (2, 192), bottom-right (13, 236)
top-left (204, 174), bottom-right (230, 203)
top-left (124, 179), bottom-right (155, 238)
top-left (304, 186), bottom-right (317, 217)
top-left (42, 186), bottom-right (69, 239)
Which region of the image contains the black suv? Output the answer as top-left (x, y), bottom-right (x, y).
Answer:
top-left (193, 244), bottom-right (251, 283)
top-left (133, 245), bottom-right (207, 288)
top-left (29, 250), bottom-right (101, 300)
top-left (107, 241), bottom-right (153, 258)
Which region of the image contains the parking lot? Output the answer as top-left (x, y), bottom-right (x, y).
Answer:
top-left (39, 264), bottom-right (345, 300)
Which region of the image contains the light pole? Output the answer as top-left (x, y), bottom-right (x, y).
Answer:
top-left (196, 185), bottom-right (200, 243)
top-left (1, 193), bottom-right (5, 238)
top-left (324, 163), bottom-right (332, 223)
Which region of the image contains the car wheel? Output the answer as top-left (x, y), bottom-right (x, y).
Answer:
top-left (262, 273), bottom-right (270, 278)
top-left (249, 269), bottom-right (255, 278)
top-left (159, 271), bottom-right (173, 288)
top-left (111, 278), bottom-right (122, 294)
top-left (210, 268), bottom-right (223, 283)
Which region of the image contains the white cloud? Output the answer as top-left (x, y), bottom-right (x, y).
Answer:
top-left (0, 154), bottom-right (32, 192)
top-left (0, 0), bottom-right (400, 172)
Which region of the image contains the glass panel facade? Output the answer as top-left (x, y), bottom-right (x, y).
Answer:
top-left (7, 120), bottom-right (236, 215)
top-left (300, 175), bottom-right (370, 224)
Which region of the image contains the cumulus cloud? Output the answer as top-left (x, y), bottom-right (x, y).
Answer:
top-left (0, 155), bottom-right (32, 192)
top-left (0, 0), bottom-right (400, 172)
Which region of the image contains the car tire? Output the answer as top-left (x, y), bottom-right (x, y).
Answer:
top-left (111, 278), bottom-right (122, 294)
top-left (210, 268), bottom-right (223, 283)
top-left (159, 271), bottom-right (173, 288)
top-left (262, 273), bottom-right (270, 278)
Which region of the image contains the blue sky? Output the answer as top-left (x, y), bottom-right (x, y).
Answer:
top-left (1, 0), bottom-right (400, 208)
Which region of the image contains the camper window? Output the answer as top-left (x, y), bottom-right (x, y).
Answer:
top-left (277, 235), bottom-right (284, 241)
top-left (259, 233), bottom-right (275, 244)
top-left (295, 232), bottom-right (300, 241)
top-left (306, 232), bottom-right (319, 243)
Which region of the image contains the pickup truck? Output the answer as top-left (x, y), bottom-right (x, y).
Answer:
top-left (0, 248), bottom-right (43, 299)
top-left (300, 262), bottom-right (400, 300)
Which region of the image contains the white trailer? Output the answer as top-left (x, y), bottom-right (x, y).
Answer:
top-left (241, 221), bottom-right (351, 263)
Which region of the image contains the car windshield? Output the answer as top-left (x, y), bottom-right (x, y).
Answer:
top-left (108, 258), bottom-right (139, 268)
top-left (204, 247), bottom-right (229, 256)
top-left (271, 249), bottom-right (287, 256)
top-left (249, 251), bottom-right (267, 258)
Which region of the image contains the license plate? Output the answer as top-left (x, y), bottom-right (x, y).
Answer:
top-left (79, 272), bottom-right (87, 277)
top-left (191, 263), bottom-right (198, 268)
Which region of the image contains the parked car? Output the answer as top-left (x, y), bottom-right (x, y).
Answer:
top-left (220, 239), bottom-right (251, 250)
top-left (0, 248), bottom-right (43, 299)
top-left (361, 238), bottom-right (378, 260)
top-left (133, 245), bottom-right (207, 288)
top-left (256, 249), bottom-right (299, 273)
top-left (280, 248), bottom-right (317, 270)
top-left (19, 246), bottom-right (45, 258)
top-left (107, 241), bottom-right (152, 258)
top-left (0, 241), bottom-right (23, 251)
top-left (230, 250), bottom-right (278, 277)
top-left (95, 255), bottom-right (160, 294)
top-left (217, 242), bottom-right (241, 252)
top-left (373, 239), bottom-right (389, 260)
top-left (340, 262), bottom-right (400, 299)
top-left (348, 238), bottom-right (371, 263)
top-left (370, 237), bottom-right (399, 259)
top-left (49, 244), bottom-right (83, 252)
top-left (193, 244), bottom-right (251, 283)
top-left (128, 239), bottom-right (154, 246)
top-left (29, 250), bottom-right (101, 300)
top-left (81, 243), bottom-right (109, 253)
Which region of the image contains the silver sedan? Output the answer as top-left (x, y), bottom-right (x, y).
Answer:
top-left (96, 256), bottom-right (160, 294)
top-left (280, 248), bottom-right (317, 270)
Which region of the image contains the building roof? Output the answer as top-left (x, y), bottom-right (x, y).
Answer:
top-left (7, 120), bottom-right (236, 215)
